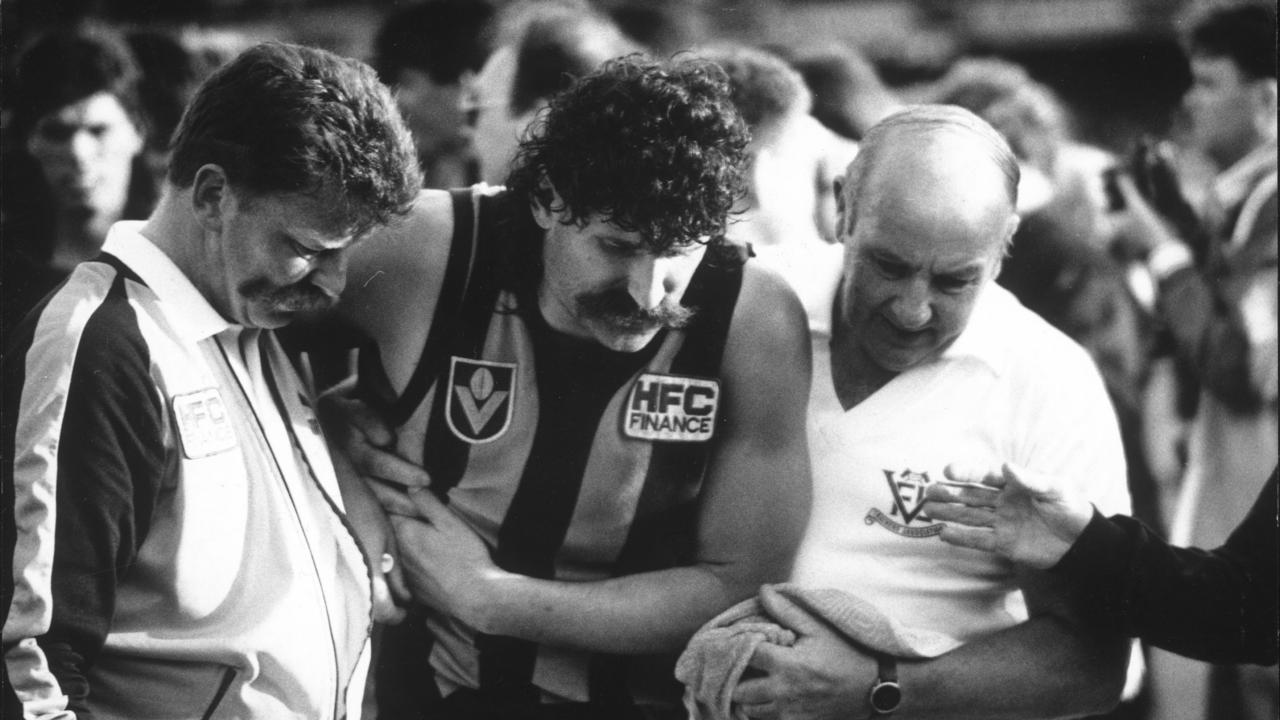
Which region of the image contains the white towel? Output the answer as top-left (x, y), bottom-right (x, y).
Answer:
top-left (675, 583), bottom-right (962, 720)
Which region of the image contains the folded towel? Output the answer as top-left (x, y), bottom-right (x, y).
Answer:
top-left (675, 583), bottom-right (963, 720)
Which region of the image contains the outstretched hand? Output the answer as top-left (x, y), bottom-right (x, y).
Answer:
top-left (730, 586), bottom-right (875, 720)
top-left (923, 463), bottom-right (1093, 570)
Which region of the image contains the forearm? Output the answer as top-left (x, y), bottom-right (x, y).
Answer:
top-left (1053, 472), bottom-right (1278, 665)
top-left (895, 616), bottom-right (1128, 720)
top-left (469, 564), bottom-right (748, 654)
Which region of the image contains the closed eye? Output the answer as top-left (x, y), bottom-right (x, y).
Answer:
top-left (599, 236), bottom-right (643, 257)
top-left (934, 274), bottom-right (979, 293)
top-left (286, 235), bottom-right (322, 261)
top-left (873, 257), bottom-right (912, 280)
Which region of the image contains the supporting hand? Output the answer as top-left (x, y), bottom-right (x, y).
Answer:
top-left (317, 386), bottom-right (433, 494)
top-left (923, 463), bottom-right (1093, 570)
top-left (730, 586), bottom-right (875, 720)
top-left (389, 488), bottom-right (511, 631)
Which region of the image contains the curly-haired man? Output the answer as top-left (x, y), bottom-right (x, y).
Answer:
top-left (332, 54), bottom-right (812, 719)
top-left (4, 42), bottom-right (421, 719)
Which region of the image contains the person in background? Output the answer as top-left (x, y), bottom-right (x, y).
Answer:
top-left (784, 43), bottom-right (903, 143)
top-left (462, 0), bottom-right (643, 185)
top-left (3, 41), bottom-right (421, 719)
top-left (1108, 3), bottom-right (1277, 716)
top-left (697, 43), bottom-right (856, 326)
top-left (924, 463), bottom-right (1277, 667)
top-left (729, 106), bottom-right (1132, 720)
top-left (2, 23), bottom-right (154, 345)
top-left (373, 0), bottom-right (495, 188)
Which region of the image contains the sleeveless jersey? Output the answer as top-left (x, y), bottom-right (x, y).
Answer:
top-left (367, 186), bottom-right (746, 713)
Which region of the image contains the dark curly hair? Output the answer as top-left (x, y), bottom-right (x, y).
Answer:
top-left (168, 42), bottom-right (421, 236)
top-left (503, 54), bottom-right (749, 263)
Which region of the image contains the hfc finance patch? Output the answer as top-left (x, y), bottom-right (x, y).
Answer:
top-left (171, 388), bottom-right (237, 459)
top-left (623, 373), bottom-right (719, 442)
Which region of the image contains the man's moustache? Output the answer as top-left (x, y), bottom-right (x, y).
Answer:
top-left (576, 289), bottom-right (695, 332)
top-left (240, 280), bottom-right (337, 313)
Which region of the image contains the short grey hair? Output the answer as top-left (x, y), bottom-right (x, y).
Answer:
top-left (837, 104), bottom-right (1020, 239)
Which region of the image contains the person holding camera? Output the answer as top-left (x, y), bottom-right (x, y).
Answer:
top-left (1109, 0), bottom-right (1276, 550)
top-left (1108, 3), bottom-right (1276, 717)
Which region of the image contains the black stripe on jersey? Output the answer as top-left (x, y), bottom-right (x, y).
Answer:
top-left (375, 608), bottom-right (443, 714)
top-left (477, 312), bottom-right (662, 701)
top-left (421, 192), bottom-right (506, 501)
top-left (588, 245), bottom-right (746, 706)
top-left (371, 191), bottom-right (481, 713)
top-left (381, 189), bottom-right (479, 427)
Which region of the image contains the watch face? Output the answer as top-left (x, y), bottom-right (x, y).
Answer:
top-left (871, 681), bottom-right (902, 713)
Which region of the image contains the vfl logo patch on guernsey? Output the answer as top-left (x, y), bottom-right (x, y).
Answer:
top-left (864, 468), bottom-right (945, 538)
top-left (623, 373), bottom-right (719, 442)
top-left (446, 357), bottom-right (517, 443)
top-left (171, 388), bottom-right (237, 459)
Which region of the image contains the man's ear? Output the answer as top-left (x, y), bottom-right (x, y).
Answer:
top-left (529, 174), bottom-right (560, 230)
top-left (992, 213), bottom-right (1021, 276)
top-left (833, 176), bottom-right (861, 241)
top-left (191, 164), bottom-right (230, 233)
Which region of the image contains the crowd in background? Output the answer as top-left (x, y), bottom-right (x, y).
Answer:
top-left (1, 1), bottom-right (1274, 719)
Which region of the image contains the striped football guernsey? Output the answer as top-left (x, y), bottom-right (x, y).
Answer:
top-left (367, 187), bottom-right (746, 715)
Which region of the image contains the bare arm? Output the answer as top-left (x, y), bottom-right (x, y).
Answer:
top-left (337, 188), bottom-right (455, 393)
top-left (733, 589), bottom-right (1127, 720)
top-left (388, 265), bottom-right (814, 653)
top-left (893, 615), bottom-right (1128, 720)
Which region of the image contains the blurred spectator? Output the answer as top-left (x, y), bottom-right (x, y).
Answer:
top-left (608, 0), bottom-right (708, 58)
top-left (2, 23), bottom-right (154, 345)
top-left (462, 0), bottom-right (642, 184)
top-left (1107, 3), bottom-right (1277, 717)
top-left (699, 42), bottom-right (856, 327)
top-left (373, 0), bottom-right (495, 188)
top-left (125, 28), bottom-right (228, 190)
top-left (786, 44), bottom-right (904, 142)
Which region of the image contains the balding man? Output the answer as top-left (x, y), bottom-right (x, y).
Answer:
top-left (730, 105), bottom-right (1132, 719)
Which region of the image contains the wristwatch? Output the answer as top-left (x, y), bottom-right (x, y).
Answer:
top-left (867, 654), bottom-right (902, 716)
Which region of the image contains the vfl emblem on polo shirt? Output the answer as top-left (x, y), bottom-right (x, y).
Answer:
top-left (864, 468), bottom-right (944, 538)
top-left (446, 357), bottom-right (516, 443)
top-left (171, 388), bottom-right (237, 459)
top-left (623, 373), bottom-right (719, 442)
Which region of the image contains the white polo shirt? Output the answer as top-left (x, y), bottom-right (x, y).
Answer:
top-left (792, 282), bottom-right (1130, 642)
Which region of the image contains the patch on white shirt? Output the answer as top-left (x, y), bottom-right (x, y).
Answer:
top-left (864, 467), bottom-right (946, 538)
top-left (172, 388), bottom-right (237, 458)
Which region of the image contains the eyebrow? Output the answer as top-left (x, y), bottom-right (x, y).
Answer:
top-left (866, 248), bottom-right (985, 276)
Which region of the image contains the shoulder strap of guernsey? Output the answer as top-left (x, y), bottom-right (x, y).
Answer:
top-left (418, 191), bottom-right (507, 499)
top-left (377, 188), bottom-right (479, 427)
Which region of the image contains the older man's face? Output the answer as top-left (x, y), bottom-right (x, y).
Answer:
top-left (838, 142), bottom-right (1013, 375)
